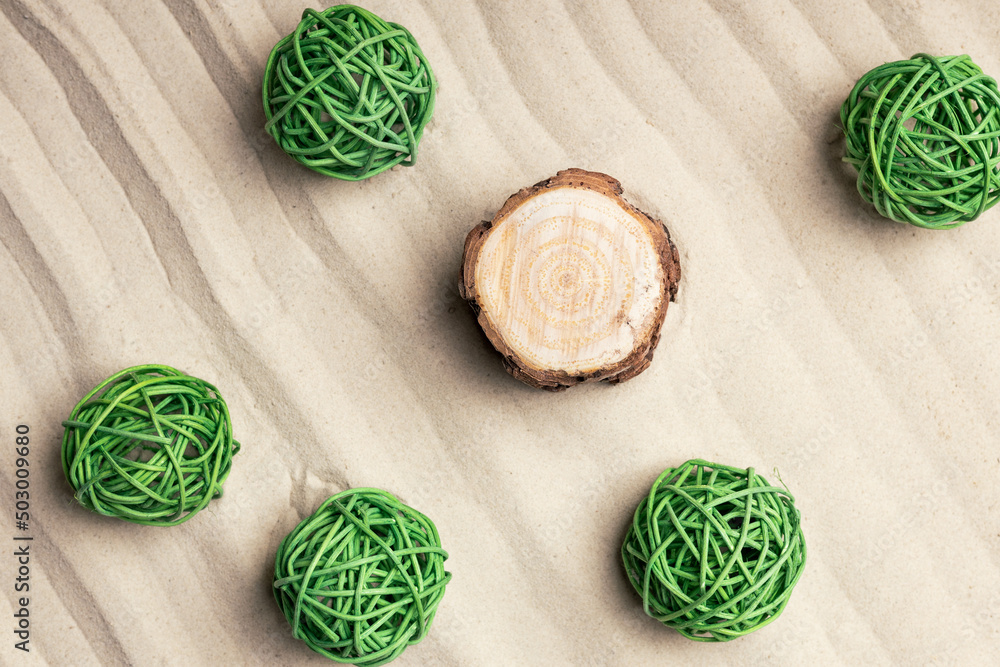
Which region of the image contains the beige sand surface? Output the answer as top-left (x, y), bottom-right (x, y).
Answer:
top-left (1, 0), bottom-right (999, 665)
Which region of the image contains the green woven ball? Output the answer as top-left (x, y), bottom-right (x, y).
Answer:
top-left (622, 459), bottom-right (806, 641)
top-left (274, 488), bottom-right (451, 666)
top-left (61, 364), bottom-right (240, 526)
top-left (263, 4), bottom-right (436, 180)
top-left (841, 53), bottom-right (1000, 229)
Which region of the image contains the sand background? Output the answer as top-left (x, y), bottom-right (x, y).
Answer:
top-left (1, 0), bottom-right (999, 664)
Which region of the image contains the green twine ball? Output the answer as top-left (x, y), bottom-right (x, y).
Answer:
top-left (61, 364), bottom-right (240, 526)
top-left (622, 459), bottom-right (806, 641)
top-left (841, 53), bottom-right (1000, 229)
top-left (273, 488), bottom-right (451, 666)
top-left (263, 4), bottom-right (436, 180)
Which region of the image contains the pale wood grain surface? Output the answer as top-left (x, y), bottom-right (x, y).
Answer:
top-left (1, 0), bottom-right (999, 665)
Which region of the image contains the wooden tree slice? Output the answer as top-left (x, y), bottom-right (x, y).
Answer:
top-left (459, 168), bottom-right (681, 391)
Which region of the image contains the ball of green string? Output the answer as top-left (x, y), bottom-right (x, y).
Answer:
top-left (273, 488), bottom-right (451, 666)
top-left (841, 53), bottom-right (1000, 229)
top-left (61, 364), bottom-right (240, 527)
top-left (622, 459), bottom-right (806, 641)
top-left (262, 4), bottom-right (436, 181)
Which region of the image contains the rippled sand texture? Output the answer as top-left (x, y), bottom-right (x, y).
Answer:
top-left (2, 0), bottom-right (999, 665)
